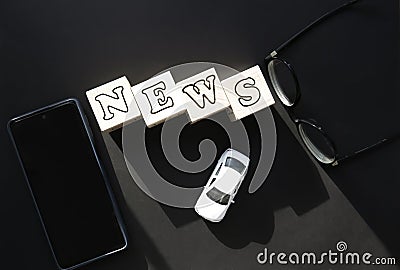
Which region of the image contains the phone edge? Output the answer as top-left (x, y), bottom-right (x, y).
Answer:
top-left (7, 97), bottom-right (129, 270)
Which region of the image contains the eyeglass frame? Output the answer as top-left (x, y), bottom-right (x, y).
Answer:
top-left (263, 0), bottom-right (397, 166)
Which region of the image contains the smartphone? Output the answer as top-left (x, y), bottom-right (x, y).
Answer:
top-left (8, 98), bottom-right (127, 270)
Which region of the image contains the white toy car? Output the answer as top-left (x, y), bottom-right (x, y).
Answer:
top-left (194, 148), bottom-right (250, 222)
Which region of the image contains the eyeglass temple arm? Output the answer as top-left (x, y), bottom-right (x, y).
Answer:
top-left (333, 133), bottom-right (400, 166)
top-left (265, 0), bottom-right (359, 62)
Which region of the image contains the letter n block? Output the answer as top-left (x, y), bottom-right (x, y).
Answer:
top-left (221, 65), bottom-right (275, 121)
top-left (86, 76), bottom-right (141, 132)
top-left (132, 71), bottom-right (186, 127)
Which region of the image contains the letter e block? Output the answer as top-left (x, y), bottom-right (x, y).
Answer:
top-left (221, 65), bottom-right (275, 120)
top-left (132, 71), bottom-right (186, 127)
top-left (86, 76), bottom-right (141, 132)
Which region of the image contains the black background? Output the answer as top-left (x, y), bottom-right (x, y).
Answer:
top-left (1, 0), bottom-right (399, 269)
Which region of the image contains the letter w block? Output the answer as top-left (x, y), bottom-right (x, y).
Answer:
top-left (177, 68), bottom-right (230, 123)
top-left (86, 76), bottom-right (141, 132)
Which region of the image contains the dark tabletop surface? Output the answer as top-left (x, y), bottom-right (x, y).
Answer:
top-left (1, 0), bottom-right (399, 269)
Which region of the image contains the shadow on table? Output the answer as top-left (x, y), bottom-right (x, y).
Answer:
top-left (110, 124), bottom-right (206, 229)
top-left (204, 109), bottom-right (329, 249)
top-left (110, 109), bottom-right (329, 250)
top-left (139, 116), bottom-right (231, 228)
top-left (326, 137), bottom-right (400, 260)
top-left (106, 131), bottom-right (174, 270)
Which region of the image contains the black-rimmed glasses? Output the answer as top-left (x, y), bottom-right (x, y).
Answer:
top-left (264, 0), bottom-right (399, 166)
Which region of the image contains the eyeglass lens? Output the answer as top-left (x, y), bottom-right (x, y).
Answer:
top-left (267, 58), bottom-right (336, 164)
top-left (267, 59), bottom-right (298, 107)
top-left (298, 122), bottom-right (336, 164)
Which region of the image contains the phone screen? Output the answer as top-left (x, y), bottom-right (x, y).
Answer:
top-left (9, 100), bottom-right (127, 269)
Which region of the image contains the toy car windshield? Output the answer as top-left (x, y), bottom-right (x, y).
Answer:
top-left (225, 157), bottom-right (246, 174)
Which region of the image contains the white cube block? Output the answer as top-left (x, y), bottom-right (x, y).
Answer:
top-left (86, 76), bottom-right (141, 132)
top-left (176, 68), bottom-right (230, 123)
top-left (221, 65), bottom-right (275, 120)
top-left (132, 71), bottom-right (187, 127)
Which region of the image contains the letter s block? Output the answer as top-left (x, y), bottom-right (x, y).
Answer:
top-left (221, 65), bottom-right (275, 121)
top-left (86, 76), bottom-right (142, 132)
